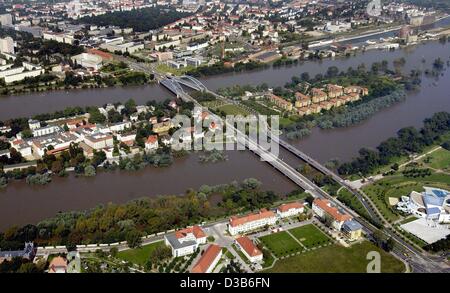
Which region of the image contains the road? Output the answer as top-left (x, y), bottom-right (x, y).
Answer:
top-left (111, 60), bottom-right (449, 273)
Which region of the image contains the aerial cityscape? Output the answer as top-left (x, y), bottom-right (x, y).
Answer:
top-left (0, 0), bottom-right (449, 278)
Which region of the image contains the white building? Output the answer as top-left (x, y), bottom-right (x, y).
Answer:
top-left (84, 133), bottom-right (113, 150)
top-left (0, 62), bottom-right (45, 84)
top-left (32, 125), bottom-right (61, 137)
top-left (28, 119), bottom-right (41, 130)
top-left (235, 236), bottom-right (263, 263)
top-left (30, 132), bottom-right (79, 157)
top-left (100, 40), bottom-right (144, 54)
top-left (43, 32), bottom-right (75, 45)
top-left (109, 121), bottom-right (131, 133)
top-left (228, 209), bottom-right (277, 236)
top-left (0, 14), bottom-right (13, 26)
top-left (145, 135), bottom-right (158, 151)
top-left (0, 37), bottom-right (15, 54)
top-left (164, 225), bottom-right (207, 257)
top-left (397, 187), bottom-right (450, 223)
top-left (71, 53), bottom-right (103, 71)
top-left (277, 202), bottom-right (304, 218)
top-left (10, 139), bottom-right (32, 157)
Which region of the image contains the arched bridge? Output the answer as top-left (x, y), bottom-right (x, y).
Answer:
top-left (160, 75), bottom-right (207, 99)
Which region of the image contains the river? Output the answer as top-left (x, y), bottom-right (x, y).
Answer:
top-left (0, 40), bottom-right (450, 230)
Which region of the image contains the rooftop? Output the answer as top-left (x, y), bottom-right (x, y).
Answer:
top-left (236, 236), bottom-right (262, 257)
top-left (191, 244), bottom-right (221, 273)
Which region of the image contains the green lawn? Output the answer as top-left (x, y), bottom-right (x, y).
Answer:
top-left (420, 148), bottom-right (450, 171)
top-left (288, 224), bottom-right (331, 249)
top-left (265, 241), bottom-right (405, 273)
top-left (337, 188), bottom-right (371, 220)
top-left (155, 63), bottom-right (195, 76)
top-left (117, 241), bottom-right (165, 265)
top-left (259, 231), bottom-right (303, 257)
top-left (363, 172), bottom-right (450, 223)
top-left (216, 104), bottom-right (251, 116)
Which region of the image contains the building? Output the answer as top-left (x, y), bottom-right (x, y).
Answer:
top-left (277, 202), bottom-right (304, 218)
top-left (235, 236), bottom-right (263, 263)
top-left (268, 94), bottom-right (293, 111)
top-left (43, 32), bottom-right (75, 45)
top-left (342, 220), bottom-right (363, 241)
top-left (397, 187), bottom-right (450, 223)
top-left (48, 256), bottom-right (68, 273)
top-left (100, 40), bottom-right (144, 54)
top-left (28, 119), bottom-right (41, 130)
top-left (0, 37), bottom-right (14, 54)
top-left (294, 92), bottom-right (311, 108)
top-left (32, 125), bottom-right (61, 137)
top-left (165, 225), bottom-right (207, 257)
top-left (0, 14), bottom-right (13, 26)
top-left (10, 139), bottom-right (32, 157)
top-left (109, 121), bottom-right (132, 132)
top-left (326, 84), bottom-right (343, 98)
top-left (152, 121), bottom-right (172, 134)
top-left (228, 209), bottom-right (277, 236)
top-left (145, 135), bottom-right (159, 151)
top-left (191, 244), bottom-right (222, 273)
top-left (30, 132), bottom-right (79, 157)
top-left (84, 133), bottom-right (113, 150)
top-left (311, 88), bottom-right (328, 103)
top-left (0, 242), bottom-right (35, 263)
top-left (71, 53), bottom-right (103, 71)
top-left (0, 62), bottom-right (45, 84)
top-left (312, 198), bottom-right (352, 230)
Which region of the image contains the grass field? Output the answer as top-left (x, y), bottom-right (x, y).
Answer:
top-left (363, 172), bottom-right (450, 223)
top-left (288, 224), bottom-right (331, 249)
top-left (420, 147), bottom-right (450, 172)
top-left (265, 241), bottom-right (405, 273)
top-left (117, 241), bottom-right (165, 265)
top-left (337, 188), bottom-right (371, 220)
top-left (216, 104), bottom-right (251, 116)
top-left (155, 63), bottom-right (195, 76)
top-left (259, 231), bottom-right (303, 257)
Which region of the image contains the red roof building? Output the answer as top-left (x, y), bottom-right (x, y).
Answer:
top-left (191, 244), bottom-right (222, 273)
top-left (235, 236), bottom-right (263, 263)
top-left (277, 202), bottom-right (305, 218)
top-left (228, 209), bottom-right (277, 235)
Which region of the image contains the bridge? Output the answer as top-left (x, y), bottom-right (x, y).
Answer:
top-left (159, 75), bottom-right (207, 101)
top-left (155, 74), bottom-right (449, 272)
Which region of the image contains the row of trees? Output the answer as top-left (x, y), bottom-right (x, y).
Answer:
top-left (338, 112), bottom-right (450, 175)
top-left (79, 7), bottom-right (191, 32)
top-left (0, 178), bottom-right (286, 249)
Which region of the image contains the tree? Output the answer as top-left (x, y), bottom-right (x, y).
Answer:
top-left (110, 247), bottom-right (118, 257)
top-left (91, 150), bottom-right (106, 167)
top-left (51, 160), bottom-right (64, 174)
top-left (125, 229), bottom-right (142, 248)
top-left (21, 129), bottom-right (33, 139)
top-left (84, 165), bottom-right (96, 177)
top-left (88, 108), bottom-right (106, 124)
top-left (385, 237), bottom-right (395, 252)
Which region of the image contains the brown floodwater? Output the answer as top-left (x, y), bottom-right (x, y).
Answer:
top-left (0, 150), bottom-right (300, 230)
top-left (0, 41), bottom-right (450, 230)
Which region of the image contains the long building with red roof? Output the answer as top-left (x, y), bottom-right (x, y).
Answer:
top-left (191, 244), bottom-right (222, 274)
top-left (228, 209), bottom-right (277, 236)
